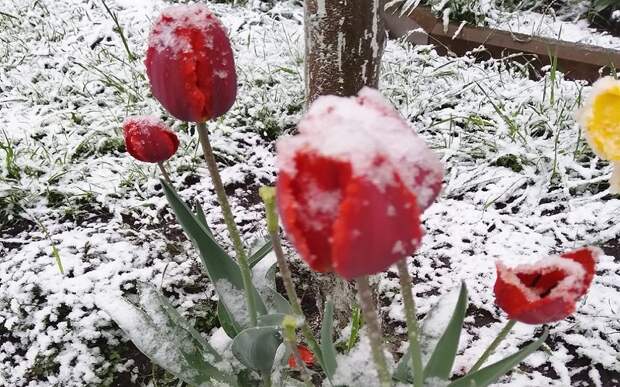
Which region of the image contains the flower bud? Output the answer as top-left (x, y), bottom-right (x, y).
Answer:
top-left (123, 116), bottom-right (179, 163)
top-left (145, 5), bottom-right (237, 122)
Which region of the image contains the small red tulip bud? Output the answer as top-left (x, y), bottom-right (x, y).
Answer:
top-left (123, 116), bottom-right (179, 163)
top-left (145, 5), bottom-right (237, 122)
top-left (494, 247), bottom-right (599, 324)
top-left (288, 345), bottom-right (314, 368)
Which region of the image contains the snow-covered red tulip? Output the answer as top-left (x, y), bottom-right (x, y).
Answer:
top-left (123, 116), bottom-right (179, 163)
top-left (494, 247), bottom-right (600, 324)
top-left (276, 87), bottom-right (444, 280)
top-left (145, 5), bottom-right (237, 122)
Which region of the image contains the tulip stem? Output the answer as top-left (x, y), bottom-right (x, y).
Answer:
top-left (610, 161), bottom-right (620, 194)
top-left (356, 276), bottom-right (391, 387)
top-left (259, 187), bottom-right (323, 370)
top-left (395, 259), bottom-right (424, 387)
top-left (470, 319), bottom-right (517, 373)
top-left (283, 316), bottom-right (314, 387)
top-left (157, 162), bottom-right (173, 186)
top-left (196, 121), bottom-right (257, 327)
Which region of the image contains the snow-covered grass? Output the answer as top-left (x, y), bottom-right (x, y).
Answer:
top-left (0, 0), bottom-right (619, 386)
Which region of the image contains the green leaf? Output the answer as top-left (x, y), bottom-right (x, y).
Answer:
top-left (261, 286), bottom-right (294, 315)
top-left (393, 345), bottom-right (413, 383)
top-left (424, 282), bottom-right (468, 380)
top-left (257, 313), bottom-right (287, 327)
top-left (217, 301), bottom-right (241, 338)
top-left (162, 180), bottom-right (267, 328)
top-left (448, 328), bottom-right (549, 387)
top-left (232, 326), bottom-right (283, 372)
top-left (248, 239), bottom-right (273, 268)
top-left (320, 300), bottom-right (338, 379)
top-left (194, 201), bottom-right (211, 234)
top-left (97, 285), bottom-right (236, 386)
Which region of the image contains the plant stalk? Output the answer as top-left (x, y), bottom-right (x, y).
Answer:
top-left (610, 161), bottom-right (620, 194)
top-left (157, 162), bottom-right (173, 186)
top-left (259, 187), bottom-right (322, 366)
top-left (196, 121), bottom-right (257, 327)
top-left (395, 259), bottom-right (424, 387)
top-left (283, 316), bottom-right (314, 387)
top-left (356, 276), bottom-right (391, 387)
top-left (470, 319), bottom-right (517, 373)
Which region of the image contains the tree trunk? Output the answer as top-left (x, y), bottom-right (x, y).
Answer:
top-left (304, 0), bottom-right (387, 104)
top-left (303, 0), bottom-right (387, 326)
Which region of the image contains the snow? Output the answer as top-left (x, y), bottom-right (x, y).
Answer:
top-left (148, 4), bottom-right (223, 56)
top-left (1, 0), bottom-right (619, 385)
top-left (488, 11), bottom-right (620, 50)
top-left (277, 87), bottom-right (443, 207)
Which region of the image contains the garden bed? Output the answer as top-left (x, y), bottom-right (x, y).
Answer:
top-left (385, 6), bottom-right (620, 82)
top-left (1, 0), bottom-right (619, 386)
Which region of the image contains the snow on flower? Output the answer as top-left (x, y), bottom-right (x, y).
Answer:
top-left (276, 87), bottom-right (443, 279)
top-left (494, 247), bottom-right (600, 324)
top-left (145, 4), bottom-right (237, 122)
top-left (123, 116), bottom-right (179, 163)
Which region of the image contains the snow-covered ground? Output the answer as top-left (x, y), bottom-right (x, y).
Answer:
top-left (0, 0), bottom-right (619, 386)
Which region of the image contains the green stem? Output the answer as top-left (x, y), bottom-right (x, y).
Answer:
top-left (395, 260), bottom-right (424, 387)
top-left (470, 319), bottom-right (517, 373)
top-left (196, 121), bottom-right (257, 327)
top-left (259, 187), bottom-right (323, 366)
top-left (157, 162), bottom-right (173, 187)
top-left (356, 276), bottom-right (391, 387)
top-left (283, 316), bottom-right (314, 387)
top-left (262, 373), bottom-right (272, 387)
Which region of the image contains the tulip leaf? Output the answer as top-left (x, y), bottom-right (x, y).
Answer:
top-left (448, 328), bottom-right (549, 387)
top-left (194, 201), bottom-right (211, 234)
top-left (249, 239), bottom-right (273, 268)
top-left (197, 200), bottom-right (272, 269)
top-left (394, 284), bottom-right (465, 383)
top-left (321, 300), bottom-right (338, 379)
top-left (232, 326), bottom-right (283, 372)
top-left (261, 286), bottom-right (294, 315)
top-left (162, 180), bottom-right (267, 328)
top-left (217, 300), bottom-right (241, 338)
top-left (257, 313), bottom-right (287, 327)
top-left (97, 285), bottom-right (236, 386)
top-left (393, 344), bottom-right (413, 383)
top-left (424, 282), bottom-right (468, 380)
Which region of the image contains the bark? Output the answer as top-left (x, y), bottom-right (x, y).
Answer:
top-left (303, 0), bottom-right (388, 326)
top-left (304, 0), bottom-right (387, 104)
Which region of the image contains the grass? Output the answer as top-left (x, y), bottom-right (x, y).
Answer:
top-left (2, 1), bottom-right (619, 386)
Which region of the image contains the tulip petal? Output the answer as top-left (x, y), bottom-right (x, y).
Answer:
top-left (331, 174), bottom-right (422, 280)
top-left (123, 116), bottom-right (179, 163)
top-left (145, 5), bottom-right (237, 122)
top-left (277, 152), bottom-right (351, 273)
top-left (494, 247), bottom-right (599, 324)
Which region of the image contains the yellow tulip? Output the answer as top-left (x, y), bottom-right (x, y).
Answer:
top-left (578, 77), bottom-right (620, 193)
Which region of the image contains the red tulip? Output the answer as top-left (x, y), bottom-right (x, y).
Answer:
top-left (288, 345), bottom-right (314, 368)
top-left (494, 247), bottom-right (600, 324)
top-left (276, 88), bottom-right (444, 280)
top-left (145, 5), bottom-right (237, 122)
top-left (123, 116), bottom-right (179, 163)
